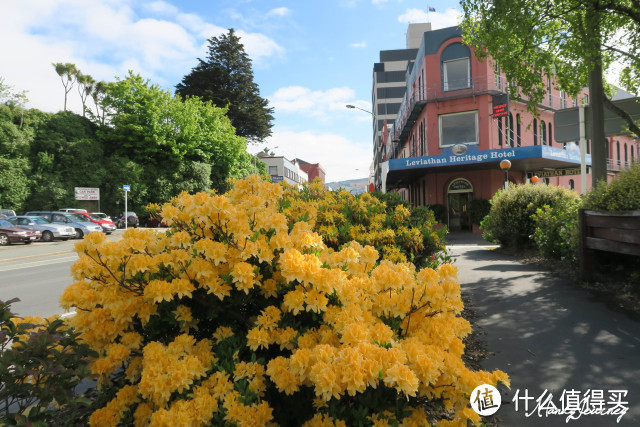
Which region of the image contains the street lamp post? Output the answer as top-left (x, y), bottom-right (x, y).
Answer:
top-left (346, 104), bottom-right (373, 115)
top-left (500, 159), bottom-right (511, 190)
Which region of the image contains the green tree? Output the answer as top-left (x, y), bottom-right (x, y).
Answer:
top-left (176, 28), bottom-right (274, 143)
top-left (76, 72), bottom-right (95, 117)
top-left (461, 0), bottom-right (640, 185)
top-left (24, 111), bottom-right (104, 211)
top-left (52, 62), bottom-right (78, 112)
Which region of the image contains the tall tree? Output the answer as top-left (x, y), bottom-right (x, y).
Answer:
top-left (176, 28), bottom-right (274, 143)
top-left (52, 62), bottom-right (78, 112)
top-left (461, 0), bottom-right (640, 184)
top-left (76, 72), bottom-right (95, 117)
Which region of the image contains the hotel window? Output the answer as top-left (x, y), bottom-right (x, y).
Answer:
top-left (569, 179), bottom-right (575, 190)
top-left (617, 141), bottom-right (621, 165)
top-left (533, 118), bottom-right (538, 145)
top-left (441, 43), bottom-right (471, 91)
top-left (632, 146), bottom-right (635, 162)
top-left (625, 143), bottom-right (628, 164)
top-left (547, 76), bottom-right (552, 107)
top-left (583, 94), bottom-right (589, 105)
top-left (498, 117), bottom-right (503, 146)
top-left (508, 113), bottom-right (514, 147)
top-left (439, 111), bottom-right (478, 147)
top-left (495, 63), bottom-right (502, 90)
top-left (516, 114), bottom-right (521, 146)
top-left (541, 120), bottom-right (547, 145)
top-left (548, 122), bottom-right (553, 146)
top-left (573, 98), bottom-right (578, 107)
top-left (269, 166), bottom-right (277, 175)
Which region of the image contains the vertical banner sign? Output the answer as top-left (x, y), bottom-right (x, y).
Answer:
top-left (123, 185), bottom-right (130, 230)
top-left (492, 93), bottom-right (509, 118)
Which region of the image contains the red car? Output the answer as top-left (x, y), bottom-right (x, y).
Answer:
top-left (72, 212), bottom-right (117, 234)
top-left (0, 219), bottom-right (41, 245)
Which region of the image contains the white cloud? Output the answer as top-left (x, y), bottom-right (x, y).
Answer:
top-left (236, 30), bottom-right (286, 64)
top-left (267, 7), bottom-right (291, 17)
top-left (270, 86), bottom-right (366, 120)
top-left (145, 1), bottom-right (179, 16)
top-left (263, 128), bottom-right (372, 182)
top-left (398, 8), bottom-right (463, 29)
top-left (350, 41), bottom-right (367, 48)
top-left (0, 0), bottom-right (284, 112)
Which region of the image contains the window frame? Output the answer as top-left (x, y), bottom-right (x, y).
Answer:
top-left (438, 110), bottom-right (479, 148)
top-left (442, 58), bottom-right (471, 92)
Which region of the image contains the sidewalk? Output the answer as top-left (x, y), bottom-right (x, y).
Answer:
top-left (446, 232), bottom-right (640, 426)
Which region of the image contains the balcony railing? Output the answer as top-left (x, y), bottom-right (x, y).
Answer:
top-left (607, 159), bottom-right (634, 171)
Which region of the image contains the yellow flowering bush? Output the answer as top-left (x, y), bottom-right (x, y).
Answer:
top-left (281, 180), bottom-right (448, 268)
top-left (60, 175), bottom-right (508, 426)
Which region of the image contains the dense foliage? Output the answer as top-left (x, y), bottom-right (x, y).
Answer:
top-left (468, 199), bottom-right (491, 226)
top-left (481, 183), bottom-right (580, 249)
top-left (298, 184), bottom-right (448, 268)
top-left (582, 162), bottom-right (640, 210)
top-left (1, 299), bottom-right (96, 425)
top-left (532, 198), bottom-right (581, 264)
top-left (51, 176), bottom-right (507, 426)
top-left (0, 73), bottom-right (254, 214)
top-left (176, 29), bottom-right (274, 143)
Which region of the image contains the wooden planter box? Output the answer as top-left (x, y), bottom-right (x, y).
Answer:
top-left (579, 209), bottom-right (640, 281)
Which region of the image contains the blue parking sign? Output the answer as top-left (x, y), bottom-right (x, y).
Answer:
top-left (123, 185), bottom-right (130, 191)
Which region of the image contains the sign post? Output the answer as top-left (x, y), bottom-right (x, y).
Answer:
top-left (123, 185), bottom-right (130, 230)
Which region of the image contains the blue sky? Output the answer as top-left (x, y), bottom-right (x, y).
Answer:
top-left (0, 0), bottom-right (462, 182)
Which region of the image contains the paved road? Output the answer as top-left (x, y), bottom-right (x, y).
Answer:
top-left (0, 229), bottom-right (131, 318)
top-left (447, 232), bottom-right (640, 426)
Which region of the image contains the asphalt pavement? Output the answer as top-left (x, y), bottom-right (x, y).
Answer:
top-left (446, 232), bottom-right (640, 426)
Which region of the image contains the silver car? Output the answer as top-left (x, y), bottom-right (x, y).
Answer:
top-left (6, 216), bottom-right (76, 242)
top-left (24, 211), bottom-right (103, 239)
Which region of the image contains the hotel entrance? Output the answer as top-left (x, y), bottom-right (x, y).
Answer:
top-left (447, 178), bottom-right (473, 231)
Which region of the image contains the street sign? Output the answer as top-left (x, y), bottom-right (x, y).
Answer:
top-left (75, 187), bottom-right (100, 200)
top-left (554, 97), bottom-right (640, 142)
top-left (123, 185), bottom-right (130, 191)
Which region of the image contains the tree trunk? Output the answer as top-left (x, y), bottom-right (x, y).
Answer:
top-left (586, 5), bottom-right (607, 185)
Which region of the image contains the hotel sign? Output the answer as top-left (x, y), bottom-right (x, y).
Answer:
top-left (531, 168), bottom-right (582, 178)
top-left (492, 93), bottom-right (509, 118)
top-left (389, 145), bottom-right (591, 172)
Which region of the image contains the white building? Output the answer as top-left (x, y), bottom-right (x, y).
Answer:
top-left (257, 154), bottom-right (308, 187)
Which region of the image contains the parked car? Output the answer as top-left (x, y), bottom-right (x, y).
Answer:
top-left (0, 209), bottom-right (17, 218)
top-left (113, 211), bottom-right (139, 229)
top-left (0, 219), bottom-right (41, 245)
top-left (24, 211), bottom-right (102, 239)
top-left (59, 208), bottom-right (87, 213)
top-left (145, 216), bottom-right (168, 228)
top-left (92, 212), bottom-right (113, 222)
top-left (73, 212), bottom-right (117, 234)
top-left (5, 216), bottom-right (75, 242)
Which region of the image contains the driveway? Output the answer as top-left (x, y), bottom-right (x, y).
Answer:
top-left (447, 233), bottom-right (640, 426)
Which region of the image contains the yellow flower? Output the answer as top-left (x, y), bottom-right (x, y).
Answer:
top-left (231, 261), bottom-right (256, 294)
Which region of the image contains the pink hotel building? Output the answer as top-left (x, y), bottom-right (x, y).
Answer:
top-left (373, 24), bottom-right (640, 231)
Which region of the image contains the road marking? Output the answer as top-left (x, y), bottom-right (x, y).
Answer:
top-left (0, 255), bottom-right (78, 272)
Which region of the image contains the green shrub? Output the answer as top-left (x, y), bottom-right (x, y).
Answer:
top-left (428, 204), bottom-right (447, 224)
top-left (532, 198), bottom-right (581, 264)
top-left (468, 198), bottom-right (491, 226)
top-left (481, 183), bottom-right (580, 249)
top-left (1, 298), bottom-right (96, 425)
top-left (583, 162), bottom-right (640, 210)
